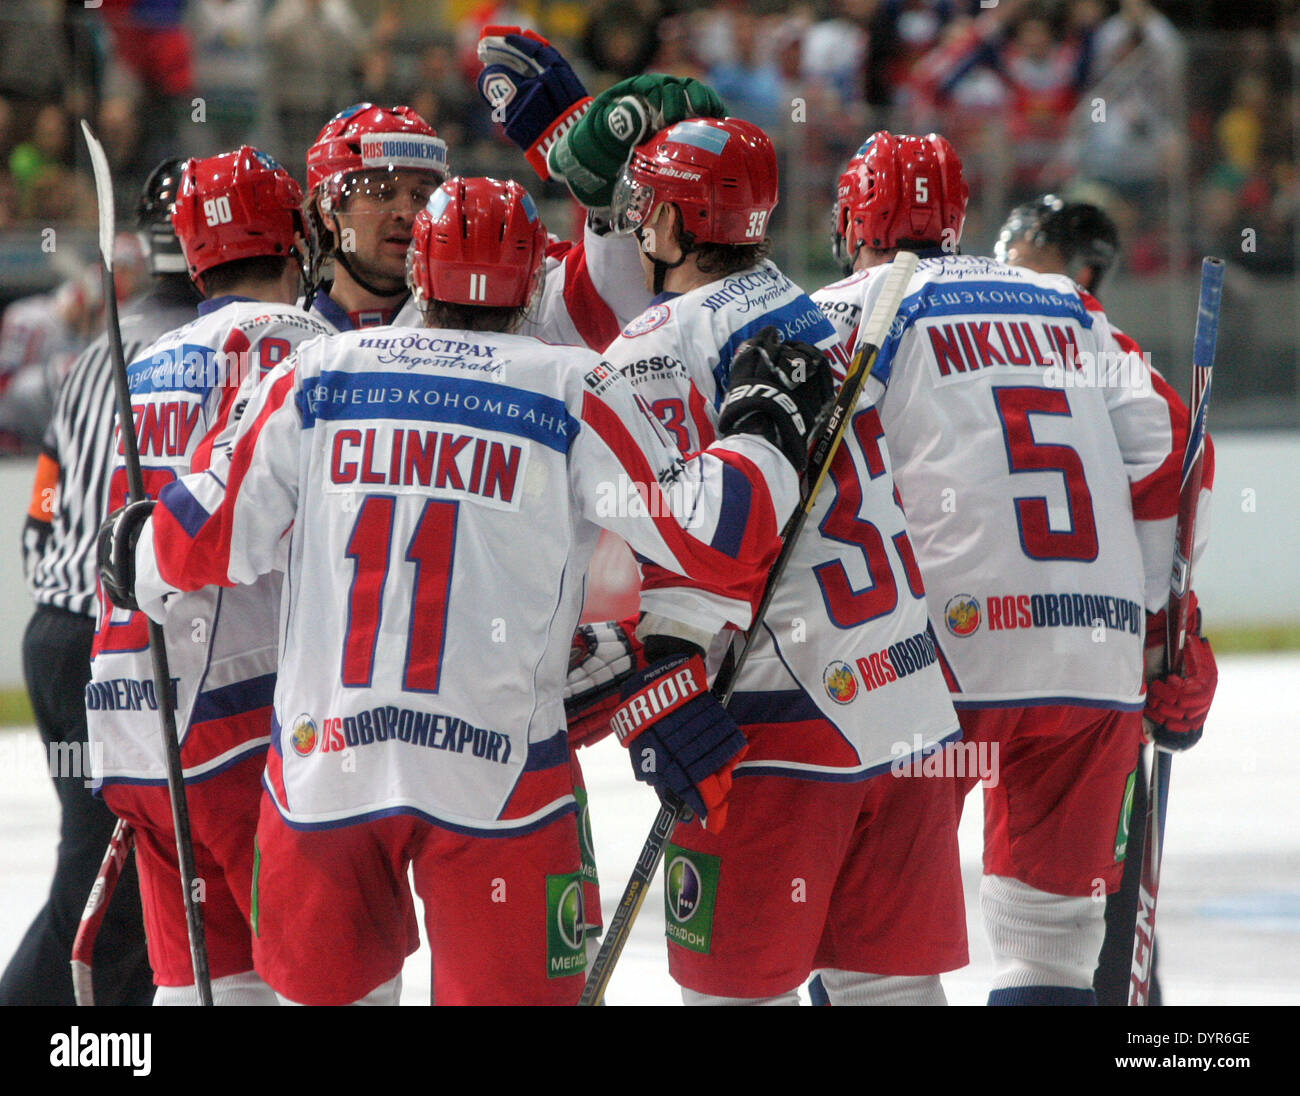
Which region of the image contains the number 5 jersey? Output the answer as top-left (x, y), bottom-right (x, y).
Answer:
top-left (815, 254), bottom-right (1213, 710)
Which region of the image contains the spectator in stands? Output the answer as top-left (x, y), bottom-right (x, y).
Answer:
top-left (706, 11), bottom-right (784, 129)
top-left (188, 0), bottom-right (268, 156)
top-left (9, 105), bottom-right (70, 204)
top-left (265, 0), bottom-right (365, 163)
top-left (407, 38), bottom-right (481, 150)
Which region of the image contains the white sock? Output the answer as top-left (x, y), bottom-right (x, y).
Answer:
top-left (981, 873), bottom-right (1106, 991)
top-left (681, 986), bottom-right (800, 1006)
top-left (153, 970), bottom-right (278, 1006)
top-left (817, 970), bottom-right (947, 1006)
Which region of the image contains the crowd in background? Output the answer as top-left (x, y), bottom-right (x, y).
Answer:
top-left (0, 0), bottom-right (1298, 451)
top-left (1, 1), bottom-right (1297, 255)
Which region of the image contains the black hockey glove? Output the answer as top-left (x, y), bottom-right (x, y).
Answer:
top-left (717, 327), bottom-right (834, 473)
top-left (97, 499), bottom-right (156, 613)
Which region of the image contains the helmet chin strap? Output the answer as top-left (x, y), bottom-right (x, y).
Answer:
top-left (334, 248), bottom-right (409, 301)
top-left (637, 227), bottom-right (692, 295)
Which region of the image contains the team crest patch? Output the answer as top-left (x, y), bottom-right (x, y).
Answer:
top-left (945, 594), bottom-right (981, 637)
top-left (823, 661), bottom-right (859, 704)
top-left (289, 714), bottom-right (318, 757)
top-left (621, 304), bottom-right (671, 339)
top-left (663, 844), bottom-right (720, 954)
top-left (545, 873), bottom-right (587, 978)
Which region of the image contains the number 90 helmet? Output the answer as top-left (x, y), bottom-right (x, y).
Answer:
top-left (832, 131), bottom-right (968, 270)
top-left (610, 117), bottom-right (779, 246)
top-left (407, 177), bottom-right (548, 312)
top-left (170, 147), bottom-right (308, 290)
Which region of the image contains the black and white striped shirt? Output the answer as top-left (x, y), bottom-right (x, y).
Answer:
top-left (23, 279), bottom-right (200, 617)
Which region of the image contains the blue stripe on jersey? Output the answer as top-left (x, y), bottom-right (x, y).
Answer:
top-left (738, 726), bottom-right (964, 783)
top-left (297, 371), bottom-right (579, 453)
top-left (951, 695), bottom-right (1145, 711)
top-left (727, 687), bottom-right (824, 725)
top-left (127, 344), bottom-right (219, 396)
top-left (709, 459), bottom-right (751, 557)
top-left (522, 730), bottom-right (569, 772)
top-left (159, 478), bottom-right (211, 538)
top-left (870, 280), bottom-right (1093, 387)
top-left (191, 672), bottom-right (277, 724)
top-left (268, 795), bottom-right (577, 837)
top-left (712, 299), bottom-right (840, 408)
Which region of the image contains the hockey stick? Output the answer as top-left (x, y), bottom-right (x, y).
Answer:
top-left (71, 819), bottom-right (135, 1006)
top-left (580, 252), bottom-right (921, 1005)
top-left (1128, 256), bottom-right (1222, 1006)
top-left (80, 121), bottom-right (213, 1006)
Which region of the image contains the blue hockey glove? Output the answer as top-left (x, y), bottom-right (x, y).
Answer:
top-left (610, 651), bottom-right (746, 831)
top-left (477, 26), bottom-right (592, 179)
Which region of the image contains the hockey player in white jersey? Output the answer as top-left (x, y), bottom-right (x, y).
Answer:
top-left (994, 193), bottom-right (1218, 1005)
top-left (89, 147), bottom-right (334, 1005)
top-left (816, 131), bottom-right (1218, 1005)
top-left (564, 115), bottom-right (969, 1006)
top-left (98, 176), bottom-right (835, 1005)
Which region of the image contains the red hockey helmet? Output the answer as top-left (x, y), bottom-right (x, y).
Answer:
top-left (407, 177), bottom-right (548, 312)
top-left (611, 117), bottom-right (779, 246)
top-left (171, 147), bottom-right (307, 285)
top-left (833, 131), bottom-right (968, 266)
top-left (307, 103), bottom-right (449, 213)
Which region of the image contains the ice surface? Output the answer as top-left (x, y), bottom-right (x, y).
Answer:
top-left (2, 654), bottom-right (1295, 1005)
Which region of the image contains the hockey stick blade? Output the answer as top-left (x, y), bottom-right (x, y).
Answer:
top-left (580, 252), bottom-right (920, 1006)
top-left (1128, 256), bottom-right (1222, 1006)
top-left (81, 121), bottom-right (214, 1006)
top-left (71, 819), bottom-right (135, 1006)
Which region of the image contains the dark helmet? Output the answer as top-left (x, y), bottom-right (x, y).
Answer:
top-left (995, 195), bottom-right (1119, 293)
top-left (137, 157), bottom-right (188, 276)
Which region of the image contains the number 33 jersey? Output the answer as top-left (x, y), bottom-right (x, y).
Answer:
top-left (603, 261), bottom-right (961, 779)
top-left (820, 254), bottom-right (1199, 709)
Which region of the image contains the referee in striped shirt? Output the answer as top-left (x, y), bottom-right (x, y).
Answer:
top-left (0, 160), bottom-right (201, 1005)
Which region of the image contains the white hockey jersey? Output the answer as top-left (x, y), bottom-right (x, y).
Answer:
top-left (822, 254), bottom-right (1213, 708)
top-left (87, 297), bottom-right (335, 786)
top-left (133, 327), bottom-right (798, 833)
top-left (601, 260), bottom-right (961, 779)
